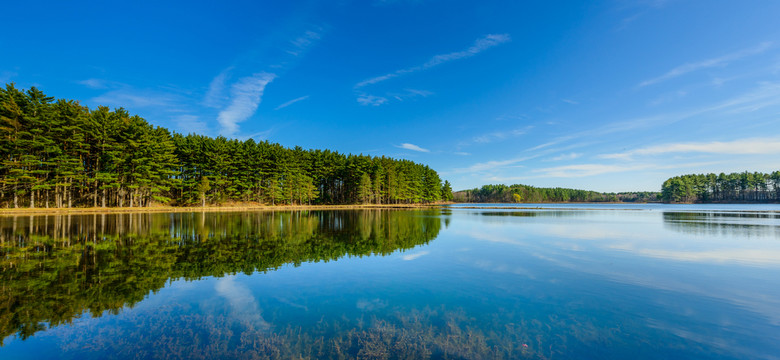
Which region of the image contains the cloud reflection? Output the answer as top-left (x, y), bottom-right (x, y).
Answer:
top-left (215, 276), bottom-right (271, 331)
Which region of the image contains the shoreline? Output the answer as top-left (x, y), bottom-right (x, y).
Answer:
top-left (0, 203), bottom-right (451, 216)
top-left (3, 201), bottom-right (779, 216)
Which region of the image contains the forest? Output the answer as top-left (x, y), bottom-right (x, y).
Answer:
top-left (660, 171), bottom-right (780, 203)
top-left (453, 183), bottom-right (659, 203)
top-left (0, 84), bottom-right (451, 209)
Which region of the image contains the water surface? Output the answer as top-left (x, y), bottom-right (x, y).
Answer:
top-left (1, 207), bottom-right (779, 359)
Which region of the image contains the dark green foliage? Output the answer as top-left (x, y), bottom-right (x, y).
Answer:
top-left (440, 180), bottom-right (453, 202)
top-left (453, 183), bottom-right (659, 203)
top-left (660, 171), bottom-right (780, 203)
top-left (0, 84), bottom-right (445, 207)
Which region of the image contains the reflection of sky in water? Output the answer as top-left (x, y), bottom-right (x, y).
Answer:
top-left (2, 209), bottom-right (779, 359)
top-left (444, 208), bottom-right (780, 358)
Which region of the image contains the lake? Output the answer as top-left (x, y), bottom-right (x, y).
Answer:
top-left (1, 205), bottom-right (779, 359)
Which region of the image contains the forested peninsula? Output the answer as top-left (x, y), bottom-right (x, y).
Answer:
top-left (660, 171), bottom-right (780, 203)
top-left (453, 184), bottom-right (659, 203)
top-left (0, 84), bottom-right (451, 209)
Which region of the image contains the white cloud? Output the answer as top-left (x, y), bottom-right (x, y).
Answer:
top-left (454, 151), bottom-right (471, 156)
top-left (562, 99), bottom-right (579, 105)
top-left (275, 95), bottom-right (310, 110)
top-left (357, 94), bottom-right (388, 106)
top-left (215, 276), bottom-right (271, 330)
top-left (638, 42), bottom-right (772, 87)
top-left (396, 143), bottom-right (429, 152)
top-left (602, 138), bottom-right (780, 160)
top-left (355, 33), bottom-right (511, 88)
top-left (217, 72), bottom-right (276, 136)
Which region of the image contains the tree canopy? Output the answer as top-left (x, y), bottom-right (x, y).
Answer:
top-left (0, 84), bottom-right (449, 208)
top-left (660, 171), bottom-right (780, 203)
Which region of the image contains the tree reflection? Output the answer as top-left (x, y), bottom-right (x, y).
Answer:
top-left (0, 210), bottom-right (443, 344)
top-left (662, 211), bottom-right (780, 238)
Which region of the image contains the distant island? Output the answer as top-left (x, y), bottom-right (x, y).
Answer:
top-left (0, 84), bottom-right (451, 209)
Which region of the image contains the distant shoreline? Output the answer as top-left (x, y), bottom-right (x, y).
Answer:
top-left (4, 201), bottom-right (779, 216)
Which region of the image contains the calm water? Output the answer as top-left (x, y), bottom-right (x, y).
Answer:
top-left (1, 206), bottom-right (779, 359)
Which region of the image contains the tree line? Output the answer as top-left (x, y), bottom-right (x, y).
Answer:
top-left (0, 84), bottom-right (450, 208)
top-left (453, 183), bottom-right (659, 203)
top-left (660, 171), bottom-right (780, 203)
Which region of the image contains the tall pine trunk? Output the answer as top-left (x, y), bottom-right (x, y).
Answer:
top-left (67, 178), bottom-right (72, 208)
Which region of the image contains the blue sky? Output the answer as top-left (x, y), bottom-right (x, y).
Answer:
top-left (3, 0), bottom-right (780, 192)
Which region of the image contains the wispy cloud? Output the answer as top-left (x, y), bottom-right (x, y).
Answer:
top-left (238, 128), bottom-right (274, 142)
top-left (530, 81), bottom-right (780, 154)
top-left (286, 28), bottom-right (323, 56)
top-left (550, 152), bottom-right (582, 161)
top-left (357, 94), bottom-right (388, 106)
top-left (562, 99), bottom-right (579, 105)
top-left (204, 67), bottom-right (233, 108)
top-left (402, 251), bottom-right (429, 261)
top-left (638, 42), bottom-right (773, 87)
top-left (601, 137), bottom-right (780, 160)
top-left (533, 161), bottom-right (724, 179)
top-left (355, 34), bottom-right (511, 88)
top-left (92, 89), bottom-right (177, 109)
top-left (534, 164), bottom-right (649, 178)
top-left (396, 143), bottom-right (429, 152)
top-left (78, 78), bottom-right (110, 89)
top-left (470, 126), bottom-right (532, 144)
top-left (389, 88), bottom-right (433, 101)
top-left (525, 136), bottom-right (576, 152)
top-left (215, 276), bottom-right (271, 330)
top-left (217, 72), bottom-right (276, 136)
top-left (648, 90), bottom-right (688, 106)
top-left (275, 95), bottom-right (309, 110)
top-left (454, 151), bottom-right (471, 156)
top-left (451, 155), bottom-right (536, 174)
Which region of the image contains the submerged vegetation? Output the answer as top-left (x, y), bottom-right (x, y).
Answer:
top-left (661, 171), bottom-right (780, 203)
top-left (0, 84), bottom-right (448, 209)
top-left (453, 184), bottom-right (659, 203)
